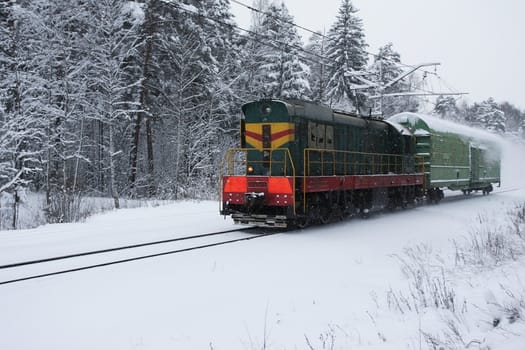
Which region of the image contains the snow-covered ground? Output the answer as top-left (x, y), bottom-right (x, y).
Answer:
top-left (1, 140), bottom-right (524, 350)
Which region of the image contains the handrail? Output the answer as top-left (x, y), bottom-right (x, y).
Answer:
top-left (219, 147), bottom-right (424, 217)
top-left (302, 148), bottom-right (425, 213)
top-left (302, 148), bottom-right (425, 176)
top-left (219, 148), bottom-right (297, 214)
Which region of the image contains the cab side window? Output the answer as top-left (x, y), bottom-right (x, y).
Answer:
top-left (308, 121), bottom-right (317, 148)
top-left (326, 125), bottom-right (334, 150)
top-left (308, 121), bottom-right (330, 149)
top-left (317, 124), bottom-right (325, 147)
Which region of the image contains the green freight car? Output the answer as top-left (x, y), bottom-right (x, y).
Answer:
top-left (388, 113), bottom-right (501, 202)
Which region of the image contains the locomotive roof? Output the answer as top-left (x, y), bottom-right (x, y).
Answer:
top-left (388, 112), bottom-right (501, 144)
top-left (383, 120), bottom-right (413, 136)
top-left (245, 99), bottom-right (388, 128)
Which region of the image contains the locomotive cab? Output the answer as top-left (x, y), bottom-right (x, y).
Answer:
top-left (220, 100), bottom-right (297, 227)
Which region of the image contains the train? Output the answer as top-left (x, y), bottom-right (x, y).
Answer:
top-left (219, 99), bottom-right (501, 228)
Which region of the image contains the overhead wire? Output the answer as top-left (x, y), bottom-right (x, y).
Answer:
top-left (233, 0), bottom-right (465, 98)
top-left (171, 1), bottom-right (335, 69)
top-left (173, 0), bottom-right (413, 95)
top-left (170, 0), bottom-right (464, 99)
top-left (229, 0), bottom-right (441, 76)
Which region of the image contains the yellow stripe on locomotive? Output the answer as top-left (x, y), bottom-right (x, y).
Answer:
top-left (244, 122), bottom-right (295, 149)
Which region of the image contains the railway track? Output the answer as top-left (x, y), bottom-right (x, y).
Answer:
top-left (1, 187), bottom-right (520, 287)
top-left (0, 227), bottom-right (279, 286)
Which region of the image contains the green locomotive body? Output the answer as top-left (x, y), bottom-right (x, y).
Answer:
top-left (240, 100), bottom-right (415, 175)
top-left (221, 100), bottom-right (424, 227)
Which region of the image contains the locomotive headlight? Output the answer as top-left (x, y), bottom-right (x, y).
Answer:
top-left (262, 105), bottom-right (272, 115)
top-left (247, 166), bottom-right (254, 174)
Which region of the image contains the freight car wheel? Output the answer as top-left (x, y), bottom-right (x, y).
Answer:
top-left (482, 185), bottom-right (493, 195)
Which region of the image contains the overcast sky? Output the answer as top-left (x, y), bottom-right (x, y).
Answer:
top-left (230, 0), bottom-right (525, 109)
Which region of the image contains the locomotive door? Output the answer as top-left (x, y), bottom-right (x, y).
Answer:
top-left (470, 145), bottom-right (480, 183)
top-left (262, 124), bottom-right (271, 172)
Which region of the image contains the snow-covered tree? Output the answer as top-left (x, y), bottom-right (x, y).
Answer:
top-left (250, 0), bottom-right (270, 28)
top-left (305, 32), bottom-right (329, 102)
top-left (370, 43), bottom-right (402, 86)
top-left (147, 1), bottom-right (215, 198)
top-left (367, 43), bottom-right (418, 117)
top-left (84, 0), bottom-right (143, 208)
top-left (128, 0), bottom-right (157, 197)
top-left (325, 0), bottom-right (368, 111)
top-left (498, 101), bottom-right (524, 134)
top-left (186, 0), bottom-right (240, 195)
top-left (434, 95), bottom-right (459, 120)
top-left (31, 0), bottom-right (98, 223)
top-left (0, 1), bottom-right (47, 227)
top-left (466, 98), bottom-right (506, 133)
top-left (255, 2), bottom-right (310, 99)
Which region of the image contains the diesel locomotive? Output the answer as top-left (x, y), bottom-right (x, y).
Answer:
top-left (219, 99), bottom-right (501, 228)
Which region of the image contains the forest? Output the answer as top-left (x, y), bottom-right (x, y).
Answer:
top-left (1, 0), bottom-right (524, 229)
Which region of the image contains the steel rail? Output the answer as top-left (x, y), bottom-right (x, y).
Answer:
top-left (0, 227), bottom-right (257, 270)
top-left (0, 230), bottom-right (279, 286)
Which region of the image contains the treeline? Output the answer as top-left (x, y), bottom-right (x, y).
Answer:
top-left (434, 96), bottom-right (524, 136)
top-left (0, 0), bottom-right (524, 227)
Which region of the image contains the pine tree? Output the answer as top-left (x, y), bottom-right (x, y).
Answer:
top-left (325, 0), bottom-right (368, 111)
top-left (466, 98), bottom-right (506, 133)
top-left (255, 2), bottom-right (310, 99)
top-left (250, 0), bottom-right (270, 28)
top-left (305, 32), bottom-right (329, 102)
top-left (484, 98), bottom-right (506, 133)
top-left (368, 43), bottom-right (419, 117)
top-left (371, 43), bottom-right (402, 85)
top-left (498, 101), bottom-right (524, 134)
top-left (187, 0), bottom-right (240, 196)
top-left (434, 95), bottom-right (459, 120)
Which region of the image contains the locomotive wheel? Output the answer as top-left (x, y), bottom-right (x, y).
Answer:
top-left (319, 206), bottom-right (330, 224)
top-left (335, 204), bottom-right (346, 221)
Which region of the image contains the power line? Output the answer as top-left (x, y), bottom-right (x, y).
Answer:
top-left (170, 1), bottom-right (465, 99)
top-left (171, 1), bottom-right (335, 69)
top-left (229, 0), bottom-right (438, 73)
top-left (233, 0), bottom-right (466, 95)
top-left (230, 0), bottom-right (322, 40)
top-left (173, 1), bottom-right (422, 91)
